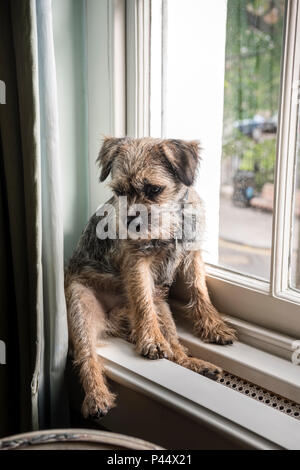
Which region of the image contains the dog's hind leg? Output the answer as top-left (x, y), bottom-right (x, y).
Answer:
top-left (65, 280), bottom-right (116, 421)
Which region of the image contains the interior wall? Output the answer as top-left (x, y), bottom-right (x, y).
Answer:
top-left (52, 0), bottom-right (115, 261)
top-left (86, 0), bottom-right (114, 214)
top-left (52, 0), bottom-right (89, 262)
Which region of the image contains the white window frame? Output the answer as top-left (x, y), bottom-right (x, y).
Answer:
top-left (82, 0), bottom-right (300, 448)
top-left (207, 0), bottom-right (300, 338)
top-left (126, 0), bottom-right (151, 137)
top-left (124, 0), bottom-right (300, 342)
top-left (85, 0), bottom-right (300, 367)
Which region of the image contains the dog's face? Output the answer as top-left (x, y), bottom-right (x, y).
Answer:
top-left (97, 137), bottom-right (201, 240)
top-left (98, 137), bottom-right (200, 202)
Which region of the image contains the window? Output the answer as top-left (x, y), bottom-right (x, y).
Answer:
top-left (220, 0), bottom-right (284, 280)
top-left (76, 0), bottom-right (300, 342)
top-left (126, 0), bottom-right (300, 339)
top-left (55, 1), bottom-right (300, 437)
top-left (291, 99), bottom-right (300, 291)
top-left (150, 0), bottom-right (285, 282)
top-left (50, 1), bottom-right (300, 445)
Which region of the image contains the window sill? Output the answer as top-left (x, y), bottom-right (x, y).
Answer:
top-left (170, 300), bottom-right (300, 403)
top-left (97, 337), bottom-right (300, 450)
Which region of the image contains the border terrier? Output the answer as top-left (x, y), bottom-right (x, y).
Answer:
top-left (65, 137), bottom-right (236, 421)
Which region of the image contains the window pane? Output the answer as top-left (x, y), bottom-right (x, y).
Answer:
top-left (150, 0), bottom-right (285, 280)
top-left (220, 0), bottom-right (285, 279)
top-left (290, 104), bottom-right (300, 290)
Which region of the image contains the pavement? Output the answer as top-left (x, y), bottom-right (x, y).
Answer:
top-left (218, 195), bottom-right (272, 279)
top-left (219, 195), bottom-right (273, 249)
top-left (218, 192), bottom-right (300, 284)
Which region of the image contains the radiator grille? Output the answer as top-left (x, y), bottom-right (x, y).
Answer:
top-left (218, 372), bottom-right (300, 420)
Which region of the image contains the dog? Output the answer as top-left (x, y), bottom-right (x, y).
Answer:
top-left (65, 137), bottom-right (236, 421)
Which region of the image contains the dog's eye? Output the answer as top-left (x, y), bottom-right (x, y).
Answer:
top-left (144, 184), bottom-right (163, 199)
top-left (113, 188), bottom-right (126, 197)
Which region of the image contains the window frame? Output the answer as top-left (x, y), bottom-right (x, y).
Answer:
top-left (80, 1), bottom-right (300, 435)
top-left (79, 1), bottom-right (300, 441)
top-left (125, 0), bottom-right (300, 340)
top-left (126, 0), bottom-right (151, 137)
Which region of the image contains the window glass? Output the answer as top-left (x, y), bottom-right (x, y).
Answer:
top-left (290, 103), bottom-right (300, 290)
top-left (220, 0), bottom-right (285, 279)
top-left (150, 0), bottom-right (285, 280)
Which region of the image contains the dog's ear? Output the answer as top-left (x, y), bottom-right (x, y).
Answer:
top-left (97, 137), bottom-right (124, 182)
top-left (162, 139), bottom-right (201, 186)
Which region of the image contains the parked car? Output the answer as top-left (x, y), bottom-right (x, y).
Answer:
top-left (233, 114), bottom-right (265, 138)
top-left (234, 113), bottom-right (277, 140)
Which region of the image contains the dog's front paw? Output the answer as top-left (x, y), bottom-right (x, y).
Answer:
top-left (196, 318), bottom-right (237, 345)
top-left (137, 336), bottom-right (173, 360)
top-left (82, 390), bottom-right (116, 422)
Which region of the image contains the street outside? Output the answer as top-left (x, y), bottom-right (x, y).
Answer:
top-left (219, 193), bottom-right (300, 282)
top-left (219, 193), bottom-right (272, 280)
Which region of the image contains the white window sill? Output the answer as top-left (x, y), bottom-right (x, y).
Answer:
top-left (172, 311), bottom-right (300, 404)
top-left (97, 337), bottom-right (300, 450)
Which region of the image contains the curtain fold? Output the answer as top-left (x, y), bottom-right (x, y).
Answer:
top-left (0, 0), bottom-right (42, 435)
top-left (36, 0), bottom-right (69, 428)
top-left (0, 0), bottom-right (69, 435)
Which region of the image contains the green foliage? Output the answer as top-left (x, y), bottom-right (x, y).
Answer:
top-left (222, 0), bottom-right (285, 191)
top-left (224, 0), bottom-right (284, 122)
top-left (223, 131), bottom-right (276, 191)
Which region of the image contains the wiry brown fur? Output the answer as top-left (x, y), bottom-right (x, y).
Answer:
top-left (65, 137), bottom-right (236, 421)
